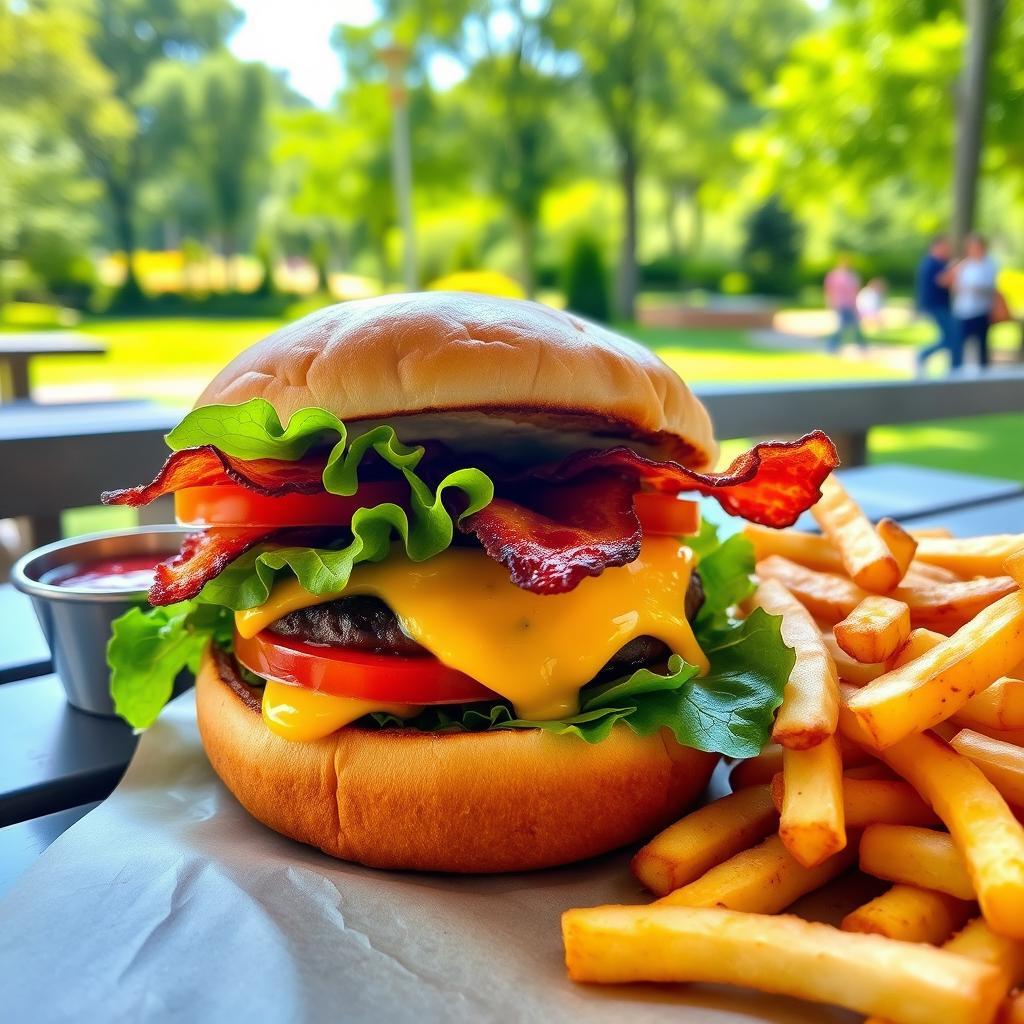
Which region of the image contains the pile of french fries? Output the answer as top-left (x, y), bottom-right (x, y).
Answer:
top-left (563, 476), bottom-right (1024, 1024)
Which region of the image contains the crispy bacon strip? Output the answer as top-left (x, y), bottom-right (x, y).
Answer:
top-left (149, 528), bottom-right (272, 605)
top-left (462, 471), bottom-right (642, 594)
top-left (101, 446), bottom-right (327, 507)
top-left (545, 430), bottom-right (838, 529)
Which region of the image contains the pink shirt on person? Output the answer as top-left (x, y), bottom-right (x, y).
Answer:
top-left (824, 267), bottom-right (860, 311)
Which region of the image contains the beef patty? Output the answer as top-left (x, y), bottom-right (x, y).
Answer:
top-left (268, 571), bottom-right (704, 680)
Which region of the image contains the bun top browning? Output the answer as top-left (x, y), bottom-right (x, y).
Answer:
top-left (197, 291), bottom-right (717, 467)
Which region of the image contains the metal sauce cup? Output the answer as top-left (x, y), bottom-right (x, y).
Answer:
top-left (12, 526), bottom-right (189, 718)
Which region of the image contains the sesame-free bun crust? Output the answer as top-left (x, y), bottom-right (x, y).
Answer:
top-left (195, 648), bottom-right (716, 873)
top-left (196, 292), bottom-right (717, 468)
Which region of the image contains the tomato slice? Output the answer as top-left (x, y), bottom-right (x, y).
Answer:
top-left (234, 628), bottom-right (499, 705)
top-left (635, 493), bottom-right (701, 537)
top-left (175, 481), bottom-right (408, 528)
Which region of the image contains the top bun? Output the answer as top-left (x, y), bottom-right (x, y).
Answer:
top-left (197, 292), bottom-right (717, 467)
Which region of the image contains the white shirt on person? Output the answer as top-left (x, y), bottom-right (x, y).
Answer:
top-left (953, 257), bottom-right (997, 320)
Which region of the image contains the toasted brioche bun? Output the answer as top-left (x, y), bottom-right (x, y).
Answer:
top-left (196, 647), bottom-right (716, 873)
top-left (196, 292), bottom-right (717, 468)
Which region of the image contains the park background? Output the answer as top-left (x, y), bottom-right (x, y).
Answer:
top-left (2, 0), bottom-right (1023, 541)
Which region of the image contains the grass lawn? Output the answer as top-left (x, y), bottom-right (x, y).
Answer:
top-left (5, 311), bottom-right (1020, 536)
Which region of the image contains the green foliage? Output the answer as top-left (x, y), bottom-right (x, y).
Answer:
top-left (562, 233), bottom-right (610, 322)
top-left (741, 197), bottom-right (803, 296)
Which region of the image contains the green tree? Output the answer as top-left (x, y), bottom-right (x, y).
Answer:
top-left (30, 0), bottom-right (239, 302)
top-left (144, 53), bottom-right (272, 288)
top-left (741, 196), bottom-right (803, 296)
top-left (562, 233), bottom-right (610, 321)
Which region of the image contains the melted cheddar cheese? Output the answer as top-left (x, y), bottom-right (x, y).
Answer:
top-left (240, 537), bottom-right (706, 740)
top-left (261, 681), bottom-right (418, 741)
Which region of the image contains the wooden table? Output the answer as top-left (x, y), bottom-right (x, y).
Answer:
top-left (0, 334), bottom-right (107, 402)
top-left (1, 463), bottom-right (1022, 899)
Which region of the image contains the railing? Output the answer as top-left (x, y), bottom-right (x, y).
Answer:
top-left (2, 369), bottom-right (1023, 545)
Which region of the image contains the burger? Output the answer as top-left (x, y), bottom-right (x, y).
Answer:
top-left (103, 292), bottom-right (837, 873)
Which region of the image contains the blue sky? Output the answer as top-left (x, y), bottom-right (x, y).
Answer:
top-left (228, 0), bottom-right (465, 107)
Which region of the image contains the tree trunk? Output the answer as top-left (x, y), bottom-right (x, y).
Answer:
top-left (514, 213), bottom-right (537, 299)
top-left (664, 186), bottom-right (681, 263)
top-left (952, 0), bottom-right (1003, 250)
top-left (617, 149), bottom-right (639, 321)
top-left (689, 190), bottom-right (704, 258)
top-left (222, 228), bottom-right (236, 293)
top-left (108, 179), bottom-right (144, 305)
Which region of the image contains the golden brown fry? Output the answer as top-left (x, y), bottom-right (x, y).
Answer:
top-left (841, 884), bottom-right (973, 942)
top-left (877, 517), bottom-right (918, 582)
top-left (779, 738), bottom-right (846, 867)
top-left (862, 916), bottom-right (1024, 1024)
top-left (752, 579), bottom-right (840, 748)
top-left (655, 834), bottom-right (855, 914)
top-left (914, 534), bottom-right (1024, 579)
top-left (742, 523), bottom-right (844, 573)
top-left (838, 698), bottom-right (1024, 939)
top-left (834, 596), bottom-right (911, 664)
top-left (950, 729), bottom-right (1024, 809)
top-left (812, 477), bottom-right (902, 592)
top-left (630, 785), bottom-right (777, 897)
top-left (561, 904), bottom-right (1004, 1024)
top-left (771, 773), bottom-right (938, 828)
top-left (954, 678), bottom-right (1024, 733)
top-left (903, 560), bottom-right (962, 585)
top-left (909, 527), bottom-right (954, 539)
top-left (1003, 991), bottom-right (1024, 1024)
top-left (756, 555), bottom-right (1014, 631)
top-left (728, 745), bottom-right (784, 790)
top-left (822, 631), bottom-right (886, 685)
top-left (858, 825), bottom-right (975, 900)
top-left (1007, 547), bottom-right (1024, 589)
top-left (888, 627), bottom-right (944, 669)
top-left (844, 763), bottom-right (897, 780)
top-left (846, 592), bottom-right (1024, 748)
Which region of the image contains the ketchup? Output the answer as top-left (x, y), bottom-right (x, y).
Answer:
top-left (44, 554), bottom-right (164, 593)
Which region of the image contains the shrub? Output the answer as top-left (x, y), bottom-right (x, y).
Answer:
top-left (741, 197), bottom-right (803, 296)
top-left (562, 233), bottom-right (610, 322)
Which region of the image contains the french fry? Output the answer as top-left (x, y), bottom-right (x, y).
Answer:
top-left (779, 738), bottom-right (846, 867)
top-left (812, 476), bottom-right (902, 592)
top-left (1007, 547), bottom-right (1024, 589)
top-left (877, 517), bottom-right (918, 582)
top-left (913, 534), bottom-right (1024, 578)
top-left (752, 579), bottom-right (839, 748)
top-left (844, 763), bottom-right (898, 780)
top-left (1004, 991), bottom-right (1024, 1024)
top-left (838, 702), bottom-right (1024, 939)
top-left (742, 523), bottom-right (844, 573)
top-left (728, 745), bottom-right (784, 790)
top-left (863, 917), bottom-right (1024, 1024)
top-left (756, 555), bottom-right (1015, 631)
top-left (909, 527), bottom-right (954, 539)
top-left (954, 678), bottom-right (1024, 733)
top-left (888, 626), bottom-right (944, 669)
top-left (655, 834), bottom-right (856, 914)
top-left (858, 825), bottom-right (975, 900)
top-left (841, 884), bottom-right (973, 942)
top-left (846, 592), bottom-right (1024, 748)
top-left (950, 729), bottom-right (1024, 809)
top-left (834, 596), bottom-right (911, 664)
top-left (822, 631), bottom-right (886, 685)
top-left (903, 560), bottom-right (962, 585)
top-left (561, 904), bottom-right (1004, 1024)
top-left (630, 785), bottom-right (777, 897)
top-left (771, 773), bottom-right (938, 828)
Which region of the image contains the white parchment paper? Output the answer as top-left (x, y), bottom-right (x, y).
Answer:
top-left (0, 692), bottom-right (858, 1023)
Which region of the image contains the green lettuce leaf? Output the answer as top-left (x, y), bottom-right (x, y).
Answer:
top-left (166, 400), bottom-right (494, 609)
top-left (108, 600), bottom-right (233, 729)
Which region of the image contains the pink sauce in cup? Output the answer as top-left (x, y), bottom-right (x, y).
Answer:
top-left (43, 554), bottom-right (164, 593)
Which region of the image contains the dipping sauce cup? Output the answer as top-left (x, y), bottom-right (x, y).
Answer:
top-left (12, 526), bottom-right (189, 718)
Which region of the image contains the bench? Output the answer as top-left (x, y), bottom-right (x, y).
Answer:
top-left (2, 371), bottom-right (1022, 547)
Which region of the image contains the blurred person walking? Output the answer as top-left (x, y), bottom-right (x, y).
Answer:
top-left (915, 236), bottom-right (957, 374)
top-left (951, 234), bottom-right (998, 371)
top-left (824, 256), bottom-right (864, 352)
top-left (856, 277), bottom-right (887, 332)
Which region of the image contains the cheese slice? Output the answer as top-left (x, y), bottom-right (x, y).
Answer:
top-left (239, 536), bottom-right (707, 724)
top-left (261, 681), bottom-right (419, 742)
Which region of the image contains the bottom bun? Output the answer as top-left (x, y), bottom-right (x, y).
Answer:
top-left (195, 646), bottom-right (716, 873)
